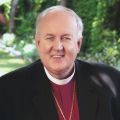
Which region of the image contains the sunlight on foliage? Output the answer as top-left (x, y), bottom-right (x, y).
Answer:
top-left (0, 0), bottom-right (120, 71)
top-left (0, 0), bottom-right (11, 5)
top-left (2, 33), bottom-right (16, 46)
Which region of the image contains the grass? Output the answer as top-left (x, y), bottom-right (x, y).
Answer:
top-left (0, 50), bottom-right (29, 76)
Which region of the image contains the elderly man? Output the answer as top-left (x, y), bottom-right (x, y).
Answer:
top-left (0, 5), bottom-right (120, 120)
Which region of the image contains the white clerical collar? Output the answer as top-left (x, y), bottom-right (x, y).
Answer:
top-left (44, 65), bottom-right (75, 85)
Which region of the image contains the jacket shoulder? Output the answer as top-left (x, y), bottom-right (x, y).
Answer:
top-left (76, 59), bottom-right (120, 96)
top-left (0, 59), bottom-right (43, 82)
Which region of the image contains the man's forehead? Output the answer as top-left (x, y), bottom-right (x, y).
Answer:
top-left (40, 9), bottom-right (75, 21)
top-left (36, 9), bottom-right (78, 36)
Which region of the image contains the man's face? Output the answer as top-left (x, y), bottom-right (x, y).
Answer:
top-left (35, 10), bottom-right (82, 79)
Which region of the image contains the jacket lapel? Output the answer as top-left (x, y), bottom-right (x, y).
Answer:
top-left (31, 62), bottom-right (59, 120)
top-left (75, 60), bottom-right (98, 120)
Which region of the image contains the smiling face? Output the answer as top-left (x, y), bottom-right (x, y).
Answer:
top-left (35, 10), bottom-right (82, 79)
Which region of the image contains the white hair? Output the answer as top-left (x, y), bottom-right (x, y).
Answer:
top-left (36, 5), bottom-right (84, 39)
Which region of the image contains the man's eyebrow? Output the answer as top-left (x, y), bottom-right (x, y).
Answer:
top-left (45, 34), bottom-right (54, 36)
top-left (35, 33), bottom-right (54, 36)
top-left (62, 34), bottom-right (72, 37)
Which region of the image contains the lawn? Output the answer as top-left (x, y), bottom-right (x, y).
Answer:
top-left (0, 50), bottom-right (29, 76)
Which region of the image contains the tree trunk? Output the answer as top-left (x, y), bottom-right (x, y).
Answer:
top-left (113, 0), bottom-right (120, 31)
top-left (9, 0), bottom-right (19, 33)
top-left (60, 0), bottom-right (68, 6)
top-left (60, 0), bottom-right (73, 9)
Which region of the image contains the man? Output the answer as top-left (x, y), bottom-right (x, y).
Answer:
top-left (0, 5), bottom-right (120, 120)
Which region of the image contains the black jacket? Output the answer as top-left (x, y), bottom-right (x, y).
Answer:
top-left (0, 59), bottom-right (120, 120)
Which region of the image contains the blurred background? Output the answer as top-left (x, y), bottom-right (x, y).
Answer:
top-left (0, 0), bottom-right (120, 76)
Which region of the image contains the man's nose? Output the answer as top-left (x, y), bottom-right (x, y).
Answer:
top-left (53, 38), bottom-right (63, 50)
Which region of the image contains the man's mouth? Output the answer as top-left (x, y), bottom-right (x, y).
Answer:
top-left (52, 55), bottom-right (64, 58)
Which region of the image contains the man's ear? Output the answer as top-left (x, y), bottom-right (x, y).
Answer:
top-left (35, 34), bottom-right (40, 47)
top-left (77, 38), bottom-right (82, 53)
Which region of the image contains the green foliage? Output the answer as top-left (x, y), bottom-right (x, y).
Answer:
top-left (80, 29), bottom-right (120, 66)
top-left (40, 0), bottom-right (58, 10)
top-left (15, 0), bottom-right (43, 40)
top-left (73, 0), bottom-right (98, 49)
top-left (89, 0), bottom-right (120, 66)
top-left (2, 33), bottom-right (16, 46)
top-left (14, 39), bottom-right (38, 62)
top-left (1, 0), bottom-right (120, 67)
top-left (0, 0), bottom-right (11, 20)
top-left (0, 49), bottom-right (29, 74)
top-left (23, 44), bottom-right (38, 62)
top-left (13, 0), bottom-right (59, 61)
top-left (73, 0), bottom-right (120, 67)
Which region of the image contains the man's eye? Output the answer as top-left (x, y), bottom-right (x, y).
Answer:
top-left (46, 37), bottom-right (54, 40)
top-left (63, 37), bottom-right (71, 40)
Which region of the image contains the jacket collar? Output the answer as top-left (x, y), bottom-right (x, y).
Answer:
top-left (75, 60), bottom-right (98, 120)
top-left (31, 60), bottom-right (59, 120)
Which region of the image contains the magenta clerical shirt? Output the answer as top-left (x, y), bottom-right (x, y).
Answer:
top-left (51, 80), bottom-right (80, 120)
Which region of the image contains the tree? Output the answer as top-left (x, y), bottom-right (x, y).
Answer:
top-left (60, 0), bottom-right (67, 6)
top-left (0, 7), bottom-right (7, 24)
top-left (106, 0), bottom-right (120, 32)
top-left (9, 0), bottom-right (19, 33)
top-left (0, 5), bottom-right (8, 34)
top-left (60, 0), bottom-right (73, 8)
